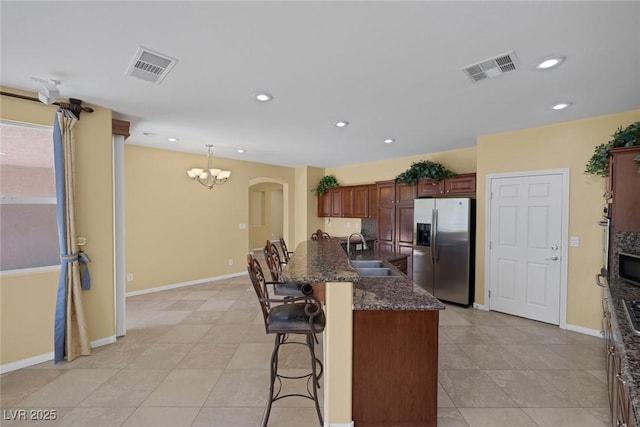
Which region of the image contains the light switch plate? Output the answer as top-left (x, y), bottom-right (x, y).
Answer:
top-left (570, 236), bottom-right (579, 247)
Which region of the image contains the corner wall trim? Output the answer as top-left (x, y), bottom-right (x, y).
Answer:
top-left (0, 335), bottom-right (117, 374)
top-left (126, 271), bottom-right (248, 297)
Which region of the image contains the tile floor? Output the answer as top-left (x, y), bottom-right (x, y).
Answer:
top-left (1, 273), bottom-right (609, 427)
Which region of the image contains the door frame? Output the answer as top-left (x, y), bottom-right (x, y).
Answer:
top-left (484, 168), bottom-right (570, 328)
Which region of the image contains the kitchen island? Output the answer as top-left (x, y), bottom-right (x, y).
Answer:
top-left (282, 238), bottom-right (444, 427)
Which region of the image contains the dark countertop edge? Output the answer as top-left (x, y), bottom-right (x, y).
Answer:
top-left (605, 278), bottom-right (640, 423)
top-left (351, 250), bottom-right (445, 311)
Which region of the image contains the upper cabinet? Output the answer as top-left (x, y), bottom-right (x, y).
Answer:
top-left (318, 184), bottom-right (378, 218)
top-left (417, 173), bottom-right (476, 197)
top-left (608, 147), bottom-right (640, 232)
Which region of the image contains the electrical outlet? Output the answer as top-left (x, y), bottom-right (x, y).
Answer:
top-left (127, 273), bottom-right (134, 281)
top-left (228, 259), bottom-right (234, 266)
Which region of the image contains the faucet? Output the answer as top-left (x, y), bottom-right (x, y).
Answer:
top-left (347, 232), bottom-right (368, 255)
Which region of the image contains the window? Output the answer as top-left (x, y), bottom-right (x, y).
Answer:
top-left (0, 121), bottom-right (59, 271)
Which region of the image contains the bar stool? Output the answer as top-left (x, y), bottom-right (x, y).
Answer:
top-left (246, 254), bottom-right (325, 427)
top-left (310, 229), bottom-right (330, 240)
top-left (279, 237), bottom-right (293, 263)
top-left (263, 241), bottom-right (307, 297)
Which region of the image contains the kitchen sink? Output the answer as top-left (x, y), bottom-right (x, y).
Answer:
top-left (350, 260), bottom-right (384, 268)
top-left (355, 267), bottom-right (398, 277)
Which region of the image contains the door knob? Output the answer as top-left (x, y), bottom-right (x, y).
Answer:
top-left (551, 245), bottom-right (558, 250)
top-left (546, 256), bottom-right (559, 261)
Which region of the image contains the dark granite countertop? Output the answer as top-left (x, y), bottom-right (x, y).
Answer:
top-left (605, 277), bottom-right (640, 424)
top-left (282, 239), bottom-right (444, 311)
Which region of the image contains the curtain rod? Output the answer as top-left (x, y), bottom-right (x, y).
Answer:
top-left (1, 90), bottom-right (94, 119)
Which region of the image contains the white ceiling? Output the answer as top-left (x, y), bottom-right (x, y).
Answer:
top-left (1, 1), bottom-right (639, 169)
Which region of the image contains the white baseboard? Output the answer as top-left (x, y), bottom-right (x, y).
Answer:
top-left (472, 302), bottom-right (488, 311)
top-left (0, 335), bottom-right (118, 374)
top-left (565, 323), bottom-right (604, 338)
top-left (0, 352), bottom-right (54, 374)
top-left (326, 422), bottom-right (354, 427)
top-left (126, 271), bottom-right (248, 297)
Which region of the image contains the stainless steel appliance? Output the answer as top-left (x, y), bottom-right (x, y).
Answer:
top-left (595, 216), bottom-right (610, 288)
top-left (413, 198), bottom-right (475, 305)
top-left (620, 252), bottom-right (640, 287)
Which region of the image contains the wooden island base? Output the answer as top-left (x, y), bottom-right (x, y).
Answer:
top-left (353, 310), bottom-right (439, 427)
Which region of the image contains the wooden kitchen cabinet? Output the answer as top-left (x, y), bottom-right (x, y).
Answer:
top-left (417, 173), bottom-right (476, 197)
top-left (318, 191), bottom-right (332, 217)
top-left (341, 186), bottom-right (354, 218)
top-left (376, 180), bottom-right (416, 278)
top-left (353, 310), bottom-right (438, 426)
top-left (353, 185), bottom-right (377, 218)
top-left (608, 147), bottom-right (640, 232)
top-left (603, 296), bottom-right (637, 427)
top-left (318, 184), bottom-right (378, 218)
top-left (330, 188), bottom-right (343, 217)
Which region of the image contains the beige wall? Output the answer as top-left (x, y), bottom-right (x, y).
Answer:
top-left (294, 166), bottom-right (325, 247)
top-left (124, 145), bottom-right (296, 293)
top-left (1, 87), bottom-right (115, 366)
top-left (476, 109), bottom-right (640, 330)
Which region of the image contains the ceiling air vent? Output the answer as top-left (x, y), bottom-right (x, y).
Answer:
top-left (461, 51), bottom-right (518, 83)
top-left (125, 46), bottom-right (178, 84)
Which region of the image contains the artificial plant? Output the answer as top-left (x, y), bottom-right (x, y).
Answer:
top-left (585, 121), bottom-right (640, 176)
top-left (394, 160), bottom-right (456, 185)
top-left (313, 175), bottom-right (339, 195)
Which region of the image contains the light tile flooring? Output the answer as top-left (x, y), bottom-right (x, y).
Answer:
top-left (1, 274), bottom-right (609, 427)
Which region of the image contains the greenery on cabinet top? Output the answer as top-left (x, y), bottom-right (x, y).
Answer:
top-left (313, 175), bottom-right (339, 195)
top-left (394, 160), bottom-right (456, 185)
top-left (585, 121), bottom-right (640, 177)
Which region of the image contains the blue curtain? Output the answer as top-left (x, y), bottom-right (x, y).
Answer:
top-left (53, 109), bottom-right (91, 364)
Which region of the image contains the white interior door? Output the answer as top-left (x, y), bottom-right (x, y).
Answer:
top-left (488, 172), bottom-right (566, 325)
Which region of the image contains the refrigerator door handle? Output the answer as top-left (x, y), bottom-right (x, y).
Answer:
top-left (432, 208), bottom-right (438, 263)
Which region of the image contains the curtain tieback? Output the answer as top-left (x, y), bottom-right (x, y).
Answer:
top-left (60, 251), bottom-right (92, 290)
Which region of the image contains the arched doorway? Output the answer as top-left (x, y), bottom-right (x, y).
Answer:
top-left (247, 178), bottom-right (289, 251)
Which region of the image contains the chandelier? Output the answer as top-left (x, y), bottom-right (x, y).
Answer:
top-left (186, 144), bottom-right (231, 189)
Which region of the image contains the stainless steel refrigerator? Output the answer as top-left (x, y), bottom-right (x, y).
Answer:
top-left (413, 198), bottom-right (475, 306)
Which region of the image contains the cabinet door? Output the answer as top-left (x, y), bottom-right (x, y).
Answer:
top-left (397, 183), bottom-right (417, 203)
top-left (610, 147), bottom-right (640, 231)
top-left (368, 185), bottom-right (378, 218)
top-left (330, 188), bottom-right (343, 217)
top-left (318, 192), bottom-right (332, 217)
top-left (377, 204), bottom-right (395, 248)
top-left (445, 173), bottom-right (476, 195)
top-left (417, 179), bottom-right (444, 197)
top-left (377, 181), bottom-right (396, 205)
top-left (396, 205), bottom-right (415, 279)
top-left (353, 186), bottom-right (369, 218)
top-left (342, 186), bottom-right (355, 218)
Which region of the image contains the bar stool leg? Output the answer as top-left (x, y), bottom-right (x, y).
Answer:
top-left (263, 333), bottom-right (283, 427)
top-left (308, 334), bottom-right (323, 426)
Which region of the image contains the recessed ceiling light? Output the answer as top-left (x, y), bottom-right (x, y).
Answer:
top-left (536, 56), bottom-right (565, 70)
top-left (384, 138), bottom-right (395, 144)
top-left (335, 121), bottom-right (349, 128)
top-left (168, 137), bottom-right (178, 142)
top-left (552, 102), bottom-right (572, 110)
top-left (237, 149), bottom-right (246, 153)
top-left (254, 92), bottom-right (273, 102)
top-left (0, 151), bottom-right (7, 155)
